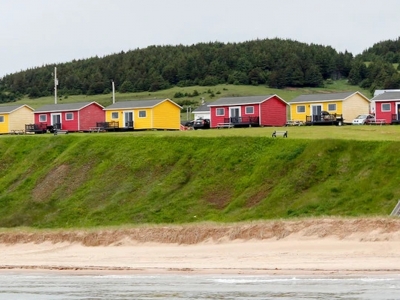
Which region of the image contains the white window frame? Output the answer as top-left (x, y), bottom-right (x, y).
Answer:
top-left (65, 113), bottom-right (74, 121)
top-left (138, 110), bottom-right (146, 118)
top-left (216, 108), bottom-right (225, 116)
top-left (245, 106), bottom-right (254, 114)
top-left (297, 105), bottom-right (305, 113)
top-left (39, 114), bottom-right (47, 122)
top-left (381, 103), bottom-right (391, 112)
top-left (328, 103), bottom-right (337, 111)
top-left (111, 112), bottom-right (119, 119)
top-left (0, 116), bottom-right (4, 123)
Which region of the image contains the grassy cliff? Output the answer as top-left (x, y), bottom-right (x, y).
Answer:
top-left (0, 134), bottom-right (398, 228)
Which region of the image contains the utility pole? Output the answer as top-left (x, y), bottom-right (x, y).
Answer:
top-left (111, 80), bottom-right (115, 104)
top-left (54, 67), bottom-right (58, 104)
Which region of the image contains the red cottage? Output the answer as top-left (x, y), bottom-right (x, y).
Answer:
top-left (34, 102), bottom-right (105, 132)
top-left (371, 91), bottom-right (400, 124)
top-left (208, 95), bottom-right (288, 128)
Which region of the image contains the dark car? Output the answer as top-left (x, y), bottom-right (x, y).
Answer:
top-left (183, 120), bottom-right (194, 127)
top-left (193, 118), bottom-right (210, 130)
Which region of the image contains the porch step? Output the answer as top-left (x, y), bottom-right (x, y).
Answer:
top-left (217, 123), bottom-right (234, 128)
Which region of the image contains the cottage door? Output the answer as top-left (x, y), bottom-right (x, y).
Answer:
top-left (124, 111), bottom-right (133, 128)
top-left (311, 105), bottom-right (322, 121)
top-left (229, 107), bottom-right (240, 123)
top-left (51, 113), bottom-right (62, 129)
top-left (397, 103), bottom-right (400, 120)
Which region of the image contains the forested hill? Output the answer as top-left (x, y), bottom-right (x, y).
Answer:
top-left (0, 38), bottom-right (400, 103)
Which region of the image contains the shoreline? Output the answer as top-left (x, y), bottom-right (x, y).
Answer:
top-left (1, 218), bottom-right (400, 276)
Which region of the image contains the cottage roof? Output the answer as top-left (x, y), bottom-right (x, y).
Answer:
top-left (35, 102), bottom-right (103, 113)
top-left (374, 89), bottom-right (400, 97)
top-left (371, 91), bottom-right (400, 101)
top-left (289, 92), bottom-right (361, 103)
top-left (0, 104), bottom-right (33, 114)
top-left (104, 99), bottom-right (181, 110)
top-left (193, 103), bottom-right (210, 113)
top-left (208, 95), bottom-right (286, 106)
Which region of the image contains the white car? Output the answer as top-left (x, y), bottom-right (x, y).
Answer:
top-left (352, 114), bottom-right (375, 125)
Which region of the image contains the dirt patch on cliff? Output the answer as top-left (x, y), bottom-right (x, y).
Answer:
top-left (0, 218), bottom-right (399, 246)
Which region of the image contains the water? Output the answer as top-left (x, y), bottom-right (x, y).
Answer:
top-left (0, 273), bottom-right (399, 299)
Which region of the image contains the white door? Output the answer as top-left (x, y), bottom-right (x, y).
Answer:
top-left (311, 105), bottom-right (322, 121)
top-left (51, 113), bottom-right (62, 129)
top-left (229, 107), bottom-right (241, 123)
top-left (124, 111), bottom-right (133, 128)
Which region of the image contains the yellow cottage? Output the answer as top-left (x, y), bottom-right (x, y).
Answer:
top-left (0, 104), bottom-right (34, 134)
top-left (103, 99), bottom-right (182, 130)
top-left (289, 91), bottom-right (370, 124)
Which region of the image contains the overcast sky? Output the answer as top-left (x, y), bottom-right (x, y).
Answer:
top-left (1, 0), bottom-right (399, 77)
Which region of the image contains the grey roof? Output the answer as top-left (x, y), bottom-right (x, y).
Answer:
top-left (290, 92), bottom-right (358, 103)
top-left (371, 91), bottom-right (400, 101)
top-left (104, 99), bottom-right (181, 110)
top-left (374, 89), bottom-right (400, 97)
top-left (193, 103), bottom-right (210, 112)
top-left (208, 95), bottom-right (280, 106)
top-left (35, 102), bottom-right (101, 113)
top-left (0, 104), bottom-right (32, 113)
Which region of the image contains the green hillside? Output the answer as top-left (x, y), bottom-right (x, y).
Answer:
top-left (1, 80), bottom-right (371, 110)
top-left (0, 133), bottom-right (398, 228)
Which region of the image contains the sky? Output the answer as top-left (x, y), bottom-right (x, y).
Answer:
top-left (1, 0), bottom-right (400, 77)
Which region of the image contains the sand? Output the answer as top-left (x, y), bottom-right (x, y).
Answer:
top-left (1, 218), bottom-right (400, 275)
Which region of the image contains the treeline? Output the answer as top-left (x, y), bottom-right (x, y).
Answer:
top-left (346, 38), bottom-right (400, 92)
top-left (0, 38), bottom-right (400, 102)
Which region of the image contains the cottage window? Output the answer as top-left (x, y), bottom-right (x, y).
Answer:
top-left (139, 110), bottom-right (146, 118)
top-left (328, 104), bottom-right (336, 111)
top-left (65, 113), bottom-right (73, 120)
top-left (111, 112), bottom-right (119, 119)
top-left (0, 116), bottom-right (3, 123)
top-left (381, 103), bottom-right (391, 112)
top-left (297, 105), bottom-right (305, 113)
top-left (39, 114), bottom-right (47, 122)
top-left (216, 108), bottom-right (225, 116)
top-left (245, 106), bottom-right (254, 114)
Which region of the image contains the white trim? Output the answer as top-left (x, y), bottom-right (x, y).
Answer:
top-left (296, 105), bottom-right (306, 113)
top-left (310, 104), bottom-right (323, 121)
top-left (39, 114), bottom-right (47, 122)
top-left (111, 112), bottom-right (119, 119)
top-left (381, 103), bottom-right (391, 112)
top-left (123, 111), bottom-right (134, 127)
top-left (245, 106), bottom-right (254, 114)
top-left (65, 112), bottom-right (74, 121)
top-left (0, 115), bottom-right (4, 123)
top-left (138, 110), bottom-right (147, 118)
top-left (216, 108), bottom-right (225, 116)
top-left (327, 103), bottom-right (337, 112)
top-left (229, 106), bottom-right (241, 118)
top-left (50, 113), bottom-right (62, 127)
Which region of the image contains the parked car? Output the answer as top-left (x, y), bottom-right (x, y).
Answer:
top-left (183, 120), bottom-right (194, 127)
top-left (193, 118), bottom-right (210, 130)
top-left (352, 114), bottom-right (375, 125)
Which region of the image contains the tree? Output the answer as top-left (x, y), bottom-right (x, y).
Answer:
top-left (119, 80), bottom-right (135, 93)
top-left (304, 65), bottom-right (324, 87)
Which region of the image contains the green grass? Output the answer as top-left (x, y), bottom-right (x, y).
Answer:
top-left (1, 80), bottom-right (372, 109)
top-left (44, 125), bottom-right (400, 141)
top-left (0, 132), bottom-right (399, 228)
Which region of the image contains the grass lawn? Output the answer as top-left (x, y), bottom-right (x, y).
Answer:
top-left (3, 124), bottom-right (399, 141)
top-left (74, 124), bottom-right (400, 141)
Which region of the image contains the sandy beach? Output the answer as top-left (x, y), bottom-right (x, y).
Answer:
top-left (1, 218), bottom-right (400, 276)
